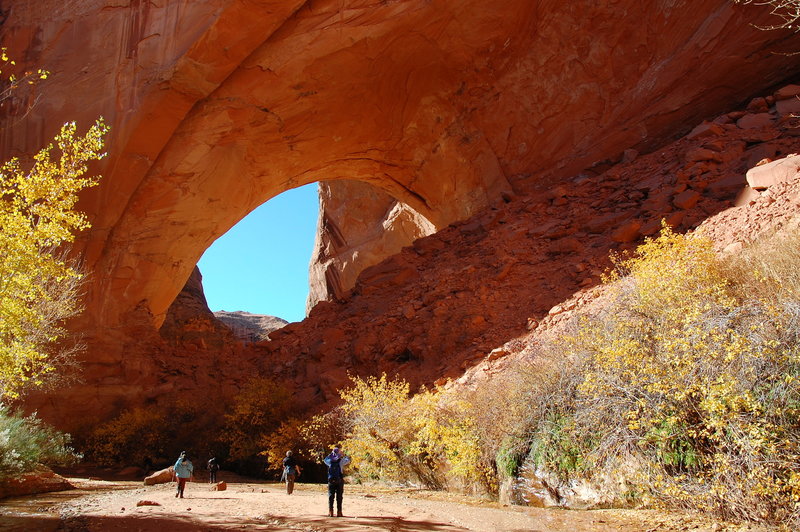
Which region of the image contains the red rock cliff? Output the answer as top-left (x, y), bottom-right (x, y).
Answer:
top-left (2, 1), bottom-right (800, 429)
top-left (307, 180), bottom-right (435, 311)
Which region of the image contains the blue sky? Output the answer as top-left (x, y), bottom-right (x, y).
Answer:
top-left (197, 183), bottom-right (320, 323)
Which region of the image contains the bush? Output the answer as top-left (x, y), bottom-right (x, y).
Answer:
top-left (86, 407), bottom-right (167, 467)
top-left (223, 377), bottom-right (292, 462)
top-left (327, 374), bottom-right (493, 493)
top-left (511, 226), bottom-right (800, 524)
top-left (85, 397), bottom-right (228, 468)
top-left (0, 405), bottom-right (79, 478)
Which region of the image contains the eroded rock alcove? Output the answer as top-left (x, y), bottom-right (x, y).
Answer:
top-left (2, 0), bottom-right (800, 430)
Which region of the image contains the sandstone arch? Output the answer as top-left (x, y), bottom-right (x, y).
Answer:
top-left (3, 1), bottom-right (800, 429)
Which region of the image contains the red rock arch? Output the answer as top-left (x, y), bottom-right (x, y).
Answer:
top-left (2, 0), bottom-right (800, 337)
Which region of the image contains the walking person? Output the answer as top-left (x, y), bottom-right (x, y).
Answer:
top-left (282, 451), bottom-right (302, 494)
top-left (174, 452), bottom-right (194, 498)
top-left (207, 456), bottom-right (219, 483)
top-left (324, 445), bottom-right (350, 517)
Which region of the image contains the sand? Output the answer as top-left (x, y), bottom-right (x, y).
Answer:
top-left (0, 475), bottom-right (771, 531)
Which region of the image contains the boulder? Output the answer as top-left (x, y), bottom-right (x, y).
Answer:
top-left (143, 466), bottom-right (175, 486)
top-left (745, 144), bottom-right (778, 169)
top-left (686, 121), bottom-right (725, 140)
top-left (774, 84), bottom-right (800, 100)
top-left (746, 155), bottom-right (800, 190)
top-left (136, 500), bottom-right (161, 507)
top-left (611, 220), bottom-right (642, 243)
top-left (736, 113), bottom-right (775, 129)
top-left (746, 97), bottom-right (769, 113)
top-left (673, 189), bottom-right (702, 210)
top-left (706, 173), bottom-right (747, 199)
top-left (0, 468), bottom-right (74, 499)
top-left (685, 147), bottom-right (723, 163)
top-left (776, 97), bottom-right (800, 116)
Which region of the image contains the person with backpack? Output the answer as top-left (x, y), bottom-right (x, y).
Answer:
top-left (282, 450), bottom-right (302, 494)
top-left (323, 445), bottom-right (350, 517)
top-left (173, 451), bottom-right (194, 498)
top-left (207, 456), bottom-right (219, 483)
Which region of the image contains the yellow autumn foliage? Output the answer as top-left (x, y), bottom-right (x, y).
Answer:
top-left (517, 226), bottom-right (800, 524)
top-left (0, 119), bottom-right (107, 399)
top-left (331, 374), bottom-right (491, 492)
top-left (222, 377), bottom-right (292, 460)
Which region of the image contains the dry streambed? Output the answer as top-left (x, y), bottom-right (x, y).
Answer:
top-left (0, 477), bottom-right (772, 531)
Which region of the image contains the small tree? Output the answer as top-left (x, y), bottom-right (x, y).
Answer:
top-left (223, 377), bottom-right (293, 461)
top-left (0, 119), bottom-right (108, 399)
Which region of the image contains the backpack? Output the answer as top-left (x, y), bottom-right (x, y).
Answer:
top-left (328, 458), bottom-right (342, 479)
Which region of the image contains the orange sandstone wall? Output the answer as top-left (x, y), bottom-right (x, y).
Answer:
top-left (2, 1), bottom-right (800, 429)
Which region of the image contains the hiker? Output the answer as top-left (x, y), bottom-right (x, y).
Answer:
top-left (323, 445), bottom-right (350, 517)
top-left (282, 450), bottom-right (302, 494)
top-left (173, 452), bottom-right (194, 498)
top-left (207, 456), bottom-right (219, 483)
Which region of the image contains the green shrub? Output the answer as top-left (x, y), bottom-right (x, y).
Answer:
top-left (0, 405), bottom-right (79, 477)
top-left (495, 438), bottom-right (527, 479)
top-left (528, 413), bottom-right (593, 480)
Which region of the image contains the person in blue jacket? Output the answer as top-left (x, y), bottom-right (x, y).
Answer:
top-left (173, 451), bottom-right (194, 498)
top-left (323, 445), bottom-right (350, 517)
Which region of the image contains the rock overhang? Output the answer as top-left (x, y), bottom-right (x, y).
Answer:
top-left (1, 0), bottom-right (800, 353)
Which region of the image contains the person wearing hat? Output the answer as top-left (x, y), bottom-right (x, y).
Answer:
top-left (323, 445), bottom-right (350, 517)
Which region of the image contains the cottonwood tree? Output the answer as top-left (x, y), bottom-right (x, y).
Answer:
top-left (0, 48), bottom-right (107, 399)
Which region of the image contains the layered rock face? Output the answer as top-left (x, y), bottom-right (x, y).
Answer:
top-left (2, 1), bottom-right (799, 333)
top-left (214, 311), bottom-right (288, 343)
top-left (250, 87), bottom-right (800, 410)
top-left (307, 180), bottom-right (435, 310)
top-left (3, 1), bottom-right (800, 429)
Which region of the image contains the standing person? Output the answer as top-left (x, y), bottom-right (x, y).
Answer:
top-left (207, 456), bottom-right (219, 484)
top-left (323, 445), bottom-right (350, 517)
top-left (282, 451), bottom-right (302, 494)
top-left (174, 452), bottom-right (194, 498)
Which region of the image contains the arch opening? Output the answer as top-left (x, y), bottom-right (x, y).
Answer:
top-left (197, 182), bottom-right (319, 325)
top-left (183, 179), bottom-right (437, 343)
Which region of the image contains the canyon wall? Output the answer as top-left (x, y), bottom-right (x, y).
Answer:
top-left (307, 180), bottom-right (435, 311)
top-left (2, 1), bottom-right (800, 428)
